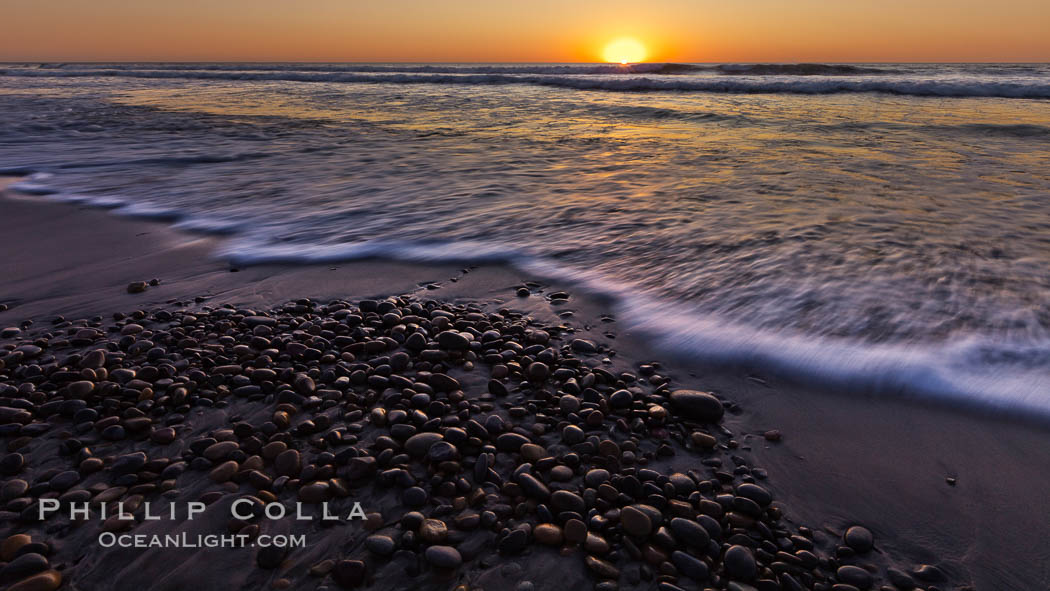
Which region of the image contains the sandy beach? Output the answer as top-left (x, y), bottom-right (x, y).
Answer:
top-left (1, 185), bottom-right (1049, 591)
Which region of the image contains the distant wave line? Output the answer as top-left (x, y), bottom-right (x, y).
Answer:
top-left (14, 62), bottom-right (902, 76)
top-left (4, 68), bottom-right (1049, 98)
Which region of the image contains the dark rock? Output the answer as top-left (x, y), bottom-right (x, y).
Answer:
top-left (724, 545), bottom-right (757, 580)
top-left (843, 525), bottom-right (874, 553)
top-left (671, 550), bottom-right (709, 580)
top-left (669, 390), bottom-right (724, 423)
top-left (424, 545), bottom-right (462, 569)
top-left (332, 559), bottom-right (367, 588)
top-left (837, 565), bottom-right (873, 589)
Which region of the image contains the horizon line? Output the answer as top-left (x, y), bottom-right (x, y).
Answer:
top-left (3, 60), bottom-right (1050, 65)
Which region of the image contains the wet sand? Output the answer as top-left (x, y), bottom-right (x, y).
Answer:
top-left (2, 187), bottom-right (1049, 590)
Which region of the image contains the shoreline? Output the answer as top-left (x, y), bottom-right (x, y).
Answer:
top-left (2, 187), bottom-right (1050, 589)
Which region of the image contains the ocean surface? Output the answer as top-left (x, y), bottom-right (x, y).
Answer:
top-left (2, 62), bottom-right (1050, 416)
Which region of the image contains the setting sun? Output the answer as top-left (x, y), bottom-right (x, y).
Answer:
top-left (603, 37), bottom-right (647, 64)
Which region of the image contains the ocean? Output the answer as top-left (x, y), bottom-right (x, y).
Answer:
top-left (2, 62), bottom-right (1049, 416)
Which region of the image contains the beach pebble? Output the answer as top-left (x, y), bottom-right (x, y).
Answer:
top-left (724, 545), bottom-right (757, 580)
top-left (298, 482), bottom-right (329, 503)
top-left (620, 506), bottom-right (652, 537)
top-left (126, 281), bottom-right (148, 294)
top-left (844, 525), bottom-right (874, 553)
top-left (584, 468), bottom-right (610, 488)
top-left (669, 517), bottom-right (710, 549)
top-left (2, 480), bottom-right (28, 501)
top-left (570, 339), bottom-right (598, 353)
top-left (837, 565), bottom-right (874, 589)
top-left (520, 443), bottom-right (546, 462)
top-left (419, 519), bottom-right (448, 543)
top-left (332, 559), bottom-right (367, 588)
top-left (0, 552), bottom-right (49, 581)
top-left (437, 331), bottom-right (470, 350)
top-left (403, 486), bottom-right (428, 506)
top-left (534, 523), bottom-right (563, 546)
top-left (886, 568), bottom-right (917, 589)
top-left (150, 427), bottom-right (176, 444)
top-left (274, 449), bottom-right (301, 476)
top-left (671, 550), bottom-right (709, 580)
top-left (209, 461), bottom-right (239, 482)
top-left (735, 483), bottom-right (772, 507)
top-left (203, 441), bottom-right (240, 461)
top-left (364, 535), bottom-right (395, 556)
top-left (405, 433), bottom-right (443, 457)
top-left (1, 535), bottom-right (32, 561)
top-left (0, 453), bottom-right (25, 475)
top-left (913, 564), bottom-right (946, 582)
top-left (6, 570), bottom-right (61, 591)
top-left (551, 490), bottom-right (586, 515)
top-left (48, 470), bottom-right (79, 491)
top-left (424, 545), bottom-right (462, 569)
top-left (584, 556), bottom-right (619, 579)
top-left (691, 431), bottom-right (717, 448)
top-left (564, 518), bottom-right (588, 544)
top-left (669, 390), bottom-right (724, 423)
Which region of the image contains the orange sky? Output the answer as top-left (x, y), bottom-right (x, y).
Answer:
top-left (2, 0), bottom-right (1048, 62)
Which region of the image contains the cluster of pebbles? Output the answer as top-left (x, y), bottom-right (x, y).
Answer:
top-left (0, 290), bottom-right (956, 591)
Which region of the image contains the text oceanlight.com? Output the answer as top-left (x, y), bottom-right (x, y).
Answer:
top-left (98, 532), bottom-right (307, 549)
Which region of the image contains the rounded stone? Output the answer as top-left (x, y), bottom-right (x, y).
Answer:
top-left (564, 518), bottom-right (588, 544)
top-left (298, 482), bottom-right (329, 503)
top-left (534, 523), bottom-right (563, 546)
top-left (332, 559), bottom-right (367, 588)
top-left (671, 550), bottom-right (709, 580)
top-left (620, 506), bottom-right (652, 537)
top-left (844, 525), bottom-right (874, 553)
top-left (203, 441), bottom-right (240, 461)
top-left (584, 469), bottom-right (610, 488)
top-left (209, 461), bottom-right (239, 482)
top-left (669, 517), bottom-right (710, 549)
top-left (736, 483), bottom-right (772, 507)
top-left (837, 565), bottom-right (874, 589)
top-left (2, 480), bottom-right (28, 501)
top-left (2, 552), bottom-right (49, 581)
top-left (1, 453), bottom-right (25, 475)
top-left (520, 443), bottom-right (547, 462)
top-left (561, 425), bottom-right (584, 444)
top-left (1, 534), bottom-right (32, 561)
top-left (551, 490), bottom-right (586, 515)
top-left (724, 545), bottom-right (757, 580)
top-left (404, 432), bottom-right (443, 457)
top-left (403, 486), bottom-right (428, 507)
top-left (7, 570), bottom-right (62, 591)
top-left (424, 545), bottom-right (462, 569)
top-left (609, 389), bottom-right (633, 408)
top-left (437, 331), bottom-right (471, 350)
top-left (669, 390), bottom-right (724, 423)
top-left (49, 471), bottom-right (79, 491)
top-left (274, 449), bottom-right (301, 477)
top-left (364, 535), bottom-right (395, 556)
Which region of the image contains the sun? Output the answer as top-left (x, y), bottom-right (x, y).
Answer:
top-left (603, 37), bottom-right (647, 65)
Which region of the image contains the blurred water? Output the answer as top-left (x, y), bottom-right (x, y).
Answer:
top-left (2, 62), bottom-right (1050, 413)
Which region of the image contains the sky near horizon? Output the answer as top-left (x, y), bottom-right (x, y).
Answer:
top-left (2, 0), bottom-right (1048, 63)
